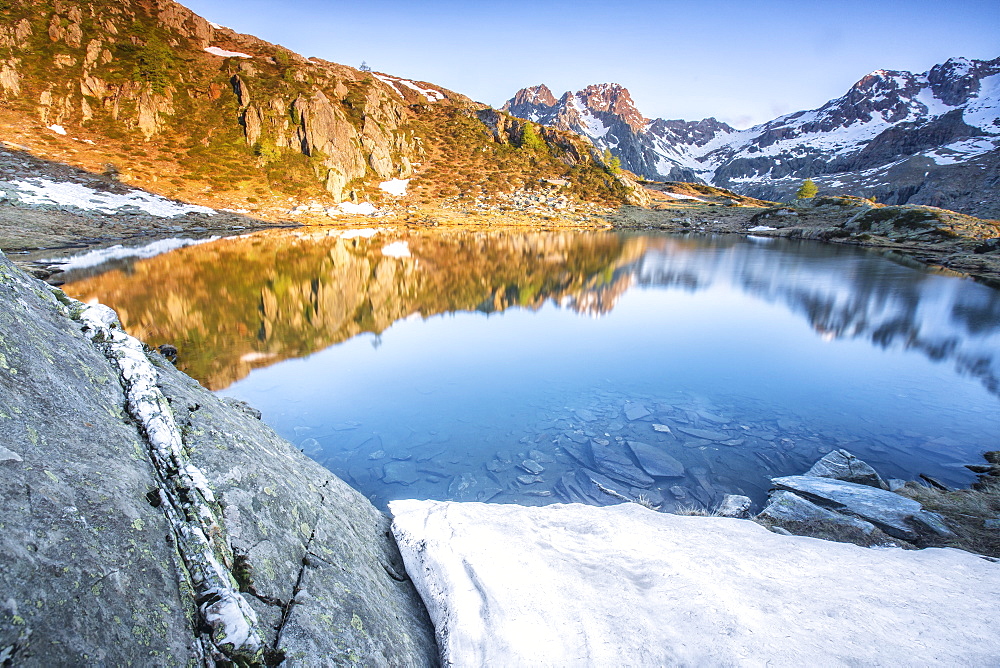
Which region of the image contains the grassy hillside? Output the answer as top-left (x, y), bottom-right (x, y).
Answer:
top-left (0, 0), bottom-right (638, 218)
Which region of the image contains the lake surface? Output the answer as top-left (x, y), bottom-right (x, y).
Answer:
top-left (61, 227), bottom-right (1000, 511)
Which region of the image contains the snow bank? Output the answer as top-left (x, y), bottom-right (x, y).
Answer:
top-left (379, 178), bottom-right (409, 196)
top-left (748, 225), bottom-right (777, 232)
top-left (204, 46), bottom-right (252, 58)
top-left (47, 124), bottom-right (67, 135)
top-left (660, 191), bottom-right (705, 201)
top-left (4, 178), bottom-right (216, 217)
top-left (391, 500), bottom-right (1000, 666)
top-left (45, 237), bottom-right (220, 271)
top-left (330, 201), bottom-right (377, 215)
top-left (372, 74), bottom-right (445, 102)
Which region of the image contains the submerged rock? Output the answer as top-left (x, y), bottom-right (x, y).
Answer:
top-left (383, 460), bottom-right (420, 485)
top-left (676, 426), bottom-right (729, 441)
top-left (623, 403), bottom-right (651, 421)
top-left (590, 441), bottom-right (654, 488)
top-left (626, 441), bottom-right (685, 478)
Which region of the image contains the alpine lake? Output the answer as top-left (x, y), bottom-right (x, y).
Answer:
top-left (60, 226), bottom-right (1000, 512)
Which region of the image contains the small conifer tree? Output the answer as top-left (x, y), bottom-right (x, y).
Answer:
top-left (520, 123), bottom-right (545, 151)
top-left (796, 178), bottom-right (818, 199)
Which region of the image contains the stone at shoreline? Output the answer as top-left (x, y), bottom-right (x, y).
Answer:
top-left (391, 500), bottom-right (1000, 666)
top-left (771, 475), bottom-right (953, 541)
top-left (0, 252), bottom-right (437, 665)
top-left (806, 449), bottom-right (888, 489)
top-left (715, 494), bottom-right (753, 518)
top-left (758, 491), bottom-right (877, 535)
top-left (626, 440), bottom-right (685, 478)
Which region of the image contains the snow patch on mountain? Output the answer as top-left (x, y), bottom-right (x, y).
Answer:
top-left (924, 137), bottom-right (1000, 165)
top-left (204, 46), bottom-right (252, 58)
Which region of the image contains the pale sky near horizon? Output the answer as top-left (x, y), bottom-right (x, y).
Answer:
top-left (182, 0), bottom-right (999, 129)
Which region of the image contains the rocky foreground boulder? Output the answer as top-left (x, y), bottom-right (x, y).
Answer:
top-left (0, 250), bottom-right (437, 665)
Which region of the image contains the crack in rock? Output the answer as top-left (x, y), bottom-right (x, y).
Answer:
top-left (71, 299), bottom-right (266, 664)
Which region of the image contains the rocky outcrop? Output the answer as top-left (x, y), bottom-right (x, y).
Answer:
top-left (756, 450), bottom-right (957, 547)
top-left (0, 250), bottom-right (437, 665)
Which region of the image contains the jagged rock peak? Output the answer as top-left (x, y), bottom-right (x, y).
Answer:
top-left (509, 84), bottom-right (558, 108)
top-left (574, 83), bottom-right (647, 130)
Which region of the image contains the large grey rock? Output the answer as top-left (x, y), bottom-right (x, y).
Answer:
top-left (0, 252), bottom-right (438, 665)
top-left (391, 500), bottom-right (1000, 667)
top-left (158, 362), bottom-right (437, 665)
top-left (626, 441), bottom-right (685, 478)
top-left (807, 449), bottom-right (888, 489)
top-left (0, 255), bottom-right (200, 664)
top-left (771, 475), bottom-right (953, 540)
top-left (758, 491), bottom-right (877, 534)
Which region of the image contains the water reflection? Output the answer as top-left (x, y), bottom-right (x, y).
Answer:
top-left (61, 228), bottom-right (1000, 511)
top-left (63, 229), bottom-right (1000, 398)
top-left (63, 228), bottom-right (643, 390)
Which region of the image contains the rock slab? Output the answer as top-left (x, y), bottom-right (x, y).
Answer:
top-left (771, 475), bottom-right (952, 540)
top-left (391, 500), bottom-right (1000, 667)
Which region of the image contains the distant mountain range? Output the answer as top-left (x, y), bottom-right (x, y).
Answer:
top-left (504, 58), bottom-right (1000, 218)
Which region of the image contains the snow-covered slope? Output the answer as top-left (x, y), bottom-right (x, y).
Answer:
top-left (504, 57), bottom-right (1000, 218)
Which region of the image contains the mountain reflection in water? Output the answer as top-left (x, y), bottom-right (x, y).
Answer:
top-left (61, 227), bottom-right (1000, 511)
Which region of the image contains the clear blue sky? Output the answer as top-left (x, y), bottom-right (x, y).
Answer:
top-left (183, 0), bottom-right (999, 129)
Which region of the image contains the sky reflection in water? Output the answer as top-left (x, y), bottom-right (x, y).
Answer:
top-left (62, 228), bottom-right (1000, 511)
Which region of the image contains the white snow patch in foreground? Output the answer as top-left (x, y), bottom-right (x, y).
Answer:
top-left (6, 178), bottom-right (216, 217)
top-left (337, 228), bottom-right (382, 239)
top-left (391, 500), bottom-right (1000, 666)
top-left (380, 241), bottom-right (410, 258)
top-left (47, 124), bottom-right (67, 135)
top-left (748, 225), bottom-right (777, 232)
top-left (330, 201), bottom-right (377, 215)
top-left (379, 178), bottom-right (409, 196)
top-left (45, 237), bottom-right (220, 270)
top-left (204, 46), bottom-right (252, 58)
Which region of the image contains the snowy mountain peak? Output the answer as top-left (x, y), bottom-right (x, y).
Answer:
top-left (503, 56), bottom-right (1000, 218)
top-left (508, 84), bottom-right (558, 109)
top-left (575, 83), bottom-right (646, 131)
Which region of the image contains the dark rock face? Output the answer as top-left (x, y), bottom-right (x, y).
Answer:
top-left (504, 56), bottom-right (1000, 218)
top-left (0, 251), bottom-right (438, 665)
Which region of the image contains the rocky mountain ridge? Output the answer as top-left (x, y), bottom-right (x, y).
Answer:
top-left (505, 57), bottom-right (1000, 218)
top-left (0, 0), bottom-right (642, 220)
